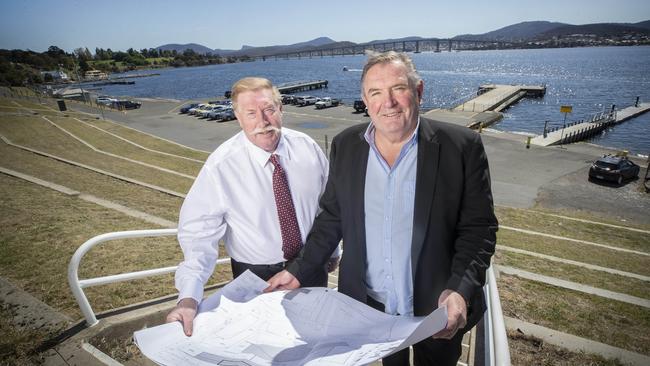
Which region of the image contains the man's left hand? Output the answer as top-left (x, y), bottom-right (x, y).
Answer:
top-left (327, 257), bottom-right (340, 273)
top-left (432, 289), bottom-right (467, 340)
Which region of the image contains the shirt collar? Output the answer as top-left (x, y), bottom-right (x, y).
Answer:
top-left (243, 130), bottom-right (289, 167)
top-left (363, 116), bottom-right (420, 149)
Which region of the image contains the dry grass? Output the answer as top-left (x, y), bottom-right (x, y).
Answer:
top-left (497, 229), bottom-right (649, 276)
top-left (529, 205), bottom-right (650, 231)
top-left (0, 115), bottom-right (193, 194)
top-left (0, 301), bottom-right (63, 366)
top-left (0, 174), bottom-right (232, 319)
top-left (82, 117), bottom-right (210, 160)
top-left (507, 330), bottom-right (624, 366)
top-left (493, 250), bottom-right (649, 299)
top-left (496, 206), bottom-right (649, 252)
top-left (499, 274), bottom-right (650, 355)
top-left (0, 143), bottom-right (183, 222)
top-left (47, 115), bottom-right (203, 176)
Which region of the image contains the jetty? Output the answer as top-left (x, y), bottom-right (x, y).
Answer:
top-left (91, 80), bottom-right (135, 86)
top-left (531, 103), bottom-right (650, 147)
top-left (454, 84), bottom-right (546, 113)
top-left (425, 84), bottom-right (546, 129)
top-left (277, 80), bottom-right (328, 94)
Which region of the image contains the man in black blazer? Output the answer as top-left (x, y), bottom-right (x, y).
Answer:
top-left (267, 51), bottom-right (498, 366)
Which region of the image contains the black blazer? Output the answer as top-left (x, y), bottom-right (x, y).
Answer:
top-left (289, 117), bottom-right (498, 330)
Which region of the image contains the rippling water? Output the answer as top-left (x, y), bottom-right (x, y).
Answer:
top-left (101, 46), bottom-right (650, 155)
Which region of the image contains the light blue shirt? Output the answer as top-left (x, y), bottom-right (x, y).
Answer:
top-left (363, 120), bottom-right (419, 316)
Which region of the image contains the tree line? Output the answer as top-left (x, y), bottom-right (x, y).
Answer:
top-left (0, 45), bottom-right (252, 86)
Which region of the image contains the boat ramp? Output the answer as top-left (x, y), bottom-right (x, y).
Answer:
top-left (531, 103), bottom-right (650, 147)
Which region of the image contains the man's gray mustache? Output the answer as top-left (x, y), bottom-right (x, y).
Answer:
top-left (253, 126), bottom-right (281, 135)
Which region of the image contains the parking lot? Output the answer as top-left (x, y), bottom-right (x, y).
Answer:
top-left (71, 97), bottom-right (650, 225)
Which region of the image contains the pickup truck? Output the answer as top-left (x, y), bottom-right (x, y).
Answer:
top-left (297, 96), bottom-right (320, 106)
top-left (315, 97), bottom-right (340, 109)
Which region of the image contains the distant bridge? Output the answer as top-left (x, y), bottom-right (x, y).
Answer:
top-left (255, 38), bottom-right (509, 61)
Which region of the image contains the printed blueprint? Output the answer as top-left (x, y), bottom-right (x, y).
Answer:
top-left (134, 270), bottom-right (447, 365)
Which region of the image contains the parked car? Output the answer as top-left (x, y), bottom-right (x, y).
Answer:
top-left (281, 95), bottom-right (296, 105)
top-left (315, 97), bottom-right (340, 109)
top-left (191, 104), bottom-right (215, 116)
top-left (588, 155), bottom-right (640, 185)
top-left (292, 96), bottom-right (312, 105)
top-left (199, 105), bottom-right (226, 118)
top-left (180, 103), bottom-right (200, 114)
top-left (353, 100), bottom-right (368, 115)
top-left (206, 105), bottom-right (229, 120)
top-left (112, 100), bottom-right (141, 110)
top-left (213, 108), bottom-right (235, 122)
top-left (188, 103), bottom-right (208, 115)
top-left (298, 96), bottom-right (319, 106)
top-left (96, 95), bottom-right (116, 106)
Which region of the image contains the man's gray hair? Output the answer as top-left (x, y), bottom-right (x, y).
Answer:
top-left (361, 50), bottom-right (422, 90)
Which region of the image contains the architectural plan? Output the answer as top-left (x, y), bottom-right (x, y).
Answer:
top-left (134, 270), bottom-right (447, 365)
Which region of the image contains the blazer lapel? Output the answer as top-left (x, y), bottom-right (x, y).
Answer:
top-left (411, 119), bottom-right (439, 280)
top-left (351, 129), bottom-right (370, 255)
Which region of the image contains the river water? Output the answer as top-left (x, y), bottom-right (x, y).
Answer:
top-left (99, 46), bottom-right (650, 156)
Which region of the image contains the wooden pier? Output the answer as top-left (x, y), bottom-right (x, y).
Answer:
top-left (531, 103), bottom-right (650, 147)
top-left (454, 84), bottom-right (546, 114)
top-left (277, 80), bottom-right (328, 94)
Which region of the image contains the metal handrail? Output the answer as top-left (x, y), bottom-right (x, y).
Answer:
top-left (484, 265), bottom-right (511, 365)
top-left (67, 228), bottom-right (230, 326)
top-left (69, 230), bottom-right (511, 365)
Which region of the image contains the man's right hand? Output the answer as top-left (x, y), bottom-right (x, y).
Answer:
top-left (166, 297), bottom-right (198, 336)
top-left (264, 270), bottom-right (301, 292)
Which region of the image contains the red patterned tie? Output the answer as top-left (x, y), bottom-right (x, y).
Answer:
top-left (270, 154), bottom-right (302, 261)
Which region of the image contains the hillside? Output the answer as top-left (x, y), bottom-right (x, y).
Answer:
top-left (156, 43), bottom-right (218, 55)
top-left (454, 21), bottom-right (569, 41)
top-left (539, 23), bottom-right (650, 38)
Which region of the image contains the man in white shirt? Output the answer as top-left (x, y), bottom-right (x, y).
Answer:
top-left (166, 77), bottom-right (338, 336)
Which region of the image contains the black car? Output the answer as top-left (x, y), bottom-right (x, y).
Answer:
top-left (588, 155), bottom-right (640, 185)
top-left (353, 100), bottom-right (368, 116)
top-left (112, 100), bottom-right (141, 110)
top-left (180, 103), bottom-right (200, 114)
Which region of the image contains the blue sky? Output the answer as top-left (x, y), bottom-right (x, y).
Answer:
top-left (1, 0), bottom-right (649, 53)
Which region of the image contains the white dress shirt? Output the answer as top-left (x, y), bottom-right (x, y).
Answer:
top-left (175, 128), bottom-right (330, 302)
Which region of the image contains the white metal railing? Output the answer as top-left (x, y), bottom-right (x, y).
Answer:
top-left (67, 228), bottom-right (230, 326)
top-left (484, 265), bottom-right (511, 365)
top-left (69, 230), bottom-right (511, 365)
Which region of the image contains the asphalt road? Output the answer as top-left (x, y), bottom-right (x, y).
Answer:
top-left (69, 99), bottom-right (650, 225)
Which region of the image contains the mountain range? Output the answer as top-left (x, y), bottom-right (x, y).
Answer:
top-left (156, 20), bottom-right (650, 56)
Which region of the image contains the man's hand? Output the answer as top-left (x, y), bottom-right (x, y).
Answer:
top-left (264, 270), bottom-right (301, 292)
top-left (432, 289), bottom-right (467, 340)
top-left (166, 297), bottom-right (198, 336)
top-left (327, 257), bottom-right (340, 273)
